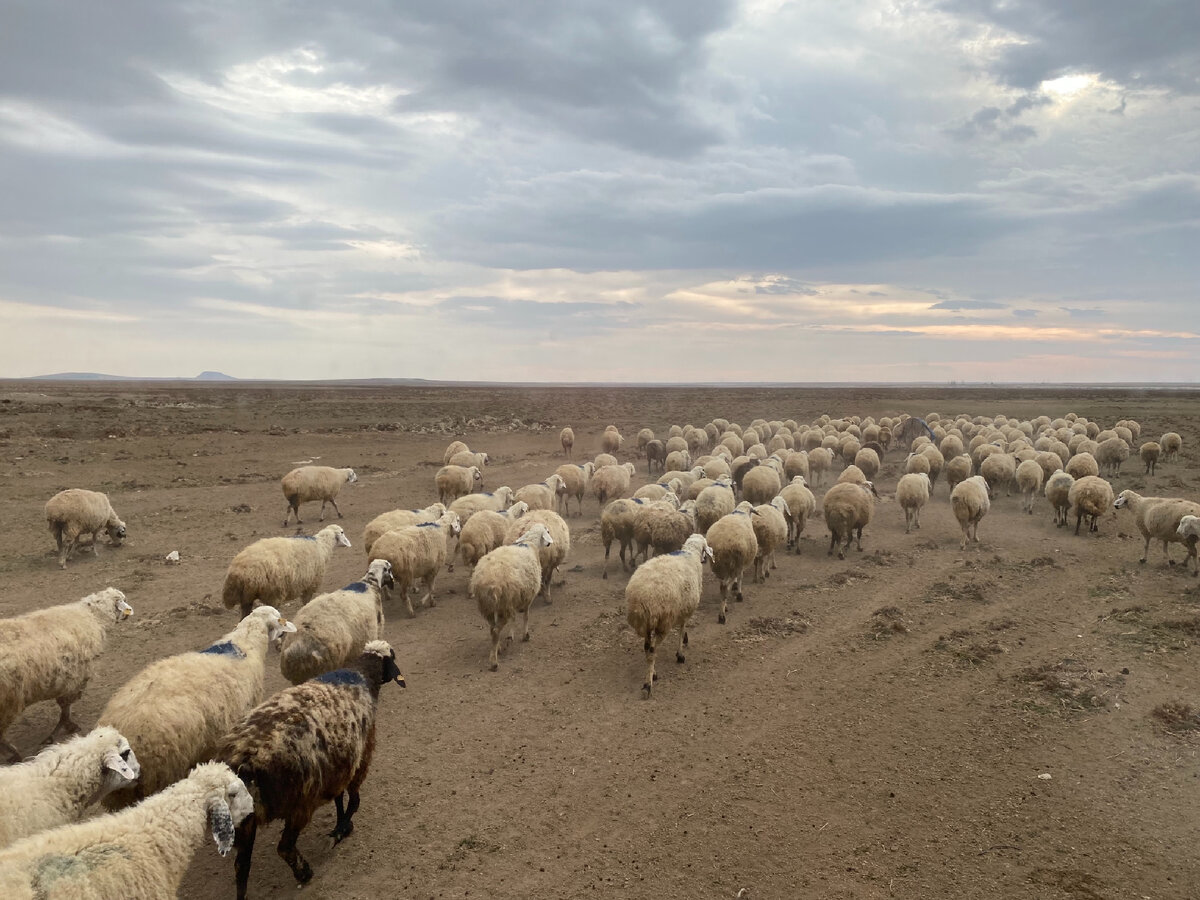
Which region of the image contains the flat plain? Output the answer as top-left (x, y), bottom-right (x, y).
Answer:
top-left (1, 381), bottom-right (1198, 899)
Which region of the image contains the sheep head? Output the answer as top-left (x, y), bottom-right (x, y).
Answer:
top-left (206, 770), bottom-right (254, 857)
top-left (366, 558), bottom-right (395, 589)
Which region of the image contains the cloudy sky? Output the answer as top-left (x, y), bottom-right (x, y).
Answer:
top-left (3, 1), bottom-right (1198, 382)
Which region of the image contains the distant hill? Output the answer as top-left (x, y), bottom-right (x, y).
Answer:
top-left (30, 371), bottom-right (237, 381)
top-left (195, 371), bottom-right (237, 381)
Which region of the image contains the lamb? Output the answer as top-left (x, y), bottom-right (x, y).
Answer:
top-left (470, 525), bottom-right (555, 669)
top-left (601, 428), bottom-right (624, 454)
top-left (944, 454), bottom-right (973, 493)
top-left (218, 642), bottom-right (405, 898)
top-left (222, 524), bottom-right (352, 618)
top-left (447, 450), bottom-right (490, 470)
top-left (591, 462), bottom-right (636, 507)
top-left (694, 478), bottom-right (736, 534)
top-left (443, 440), bottom-right (470, 465)
top-left (454, 502), bottom-right (529, 571)
top-left (625, 534), bottom-right (713, 698)
top-left (950, 475), bottom-right (991, 549)
top-left (435, 464), bottom-right (483, 504)
top-left (44, 489), bottom-right (127, 569)
top-left (742, 464), bottom-right (782, 506)
top-left (778, 476), bottom-right (816, 551)
top-left (896, 472), bottom-right (931, 533)
top-left (96, 606), bottom-right (296, 808)
top-left (634, 499), bottom-right (697, 562)
top-left (554, 462), bottom-right (595, 517)
top-left (1065, 451), bottom-right (1099, 480)
top-left (560, 427), bottom-right (575, 458)
top-left (0, 761), bottom-right (253, 900)
top-left (515, 473), bottom-right (567, 511)
top-left (0, 587), bottom-right (132, 762)
top-left (1161, 431), bottom-right (1182, 462)
top-left (1015, 458), bottom-right (1045, 514)
top-left (361, 502), bottom-right (446, 556)
top-left (751, 499), bottom-right (788, 582)
top-left (1095, 437), bottom-right (1130, 477)
top-left (367, 511), bottom-right (462, 617)
top-left (823, 482), bottom-right (875, 559)
top-left (1113, 491), bottom-right (1200, 568)
top-left (278, 560), bottom-right (395, 685)
top-left (0, 727), bottom-right (140, 848)
top-left (449, 486), bottom-right (516, 523)
top-left (280, 466), bottom-right (357, 527)
top-left (601, 498), bottom-right (646, 578)
top-left (1068, 475), bottom-right (1115, 535)
top-left (706, 506), bottom-right (758, 624)
top-left (1044, 471), bottom-right (1076, 527)
top-left (504, 509), bottom-right (571, 602)
top-left (1141, 441), bottom-right (1161, 475)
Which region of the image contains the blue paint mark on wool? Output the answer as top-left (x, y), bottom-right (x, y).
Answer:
top-left (200, 641), bottom-right (245, 658)
top-left (342, 582), bottom-right (370, 593)
top-left (416, 522), bottom-right (440, 529)
top-left (316, 669), bottom-right (365, 687)
top-left (290, 535), bottom-right (316, 541)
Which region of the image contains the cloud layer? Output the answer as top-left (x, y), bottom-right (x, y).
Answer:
top-left (2, 1), bottom-right (1198, 381)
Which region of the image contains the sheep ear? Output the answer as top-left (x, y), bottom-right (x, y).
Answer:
top-left (208, 797), bottom-right (236, 856)
top-left (104, 748), bottom-right (138, 782)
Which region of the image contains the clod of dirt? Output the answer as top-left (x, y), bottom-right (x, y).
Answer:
top-left (230, 503), bottom-right (252, 513)
top-left (1150, 701), bottom-right (1200, 734)
top-left (869, 606), bottom-right (910, 640)
top-left (1014, 659), bottom-right (1123, 713)
top-left (735, 613), bottom-right (811, 643)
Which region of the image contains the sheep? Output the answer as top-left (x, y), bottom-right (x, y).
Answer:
top-left (449, 486), bottom-right (516, 523)
top-left (665, 448), bottom-right (691, 472)
top-left (625, 534), bottom-right (713, 698)
top-left (1065, 451), bottom-right (1099, 480)
top-left (665, 435), bottom-right (689, 455)
top-left (601, 428), bottom-right (624, 454)
top-left (896, 472), bottom-right (931, 533)
top-left (96, 606), bottom-right (296, 808)
top-left (278, 560), bottom-right (394, 686)
top-left (742, 464), bottom-right (782, 506)
top-left (637, 428), bottom-right (655, 453)
top-left (44, 489), bottom-right (126, 569)
top-left (448, 450), bottom-right (490, 470)
top-left (504, 509), bottom-right (571, 603)
top-left (731, 457), bottom-right (760, 496)
top-left (0, 587), bottom-right (132, 763)
top-left (778, 476), bottom-right (816, 552)
top-left (904, 452), bottom-right (931, 477)
top-left (694, 478), bottom-right (736, 535)
top-left (1095, 437), bottom-right (1129, 477)
top-left (515, 473), bottom-right (566, 511)
top-left (659, 465), bottom-right (706, 495)
top-left (280, 466), bottom-right (357, 527)
top-left (1034, 450), bottom-right (1064, 483)
top-left (751, 499), bottom-right (788, 582)
top-left (0, 761), bottom-right (254, 900)
top-left (633, 479), bottom-right (680, 502)
top-left (560, 427), bottom-right (574, 458)
top-left (601, 498), bottom-right (646, 578)
top-left (783, 450), bottom-right (809, 482)
top-left (435, 464), bottom-right (483, 504)
top-left (980, 452), bottom-right (1016, 498)
top-left (1113, 491), bottom-right (1200, 568)
top-left (706, 506), bottom-right (758, 624)
top-left (554, 462), bottom-right (595, 517)
top-left (222, 524), bottom-right (351, 618)
top-left (443, 440), bottom-right (470, 465)
top-left (470, 525), bottom-right (555, 669)
top-left (633, 499), bottom-right (696, 562)
top-left (0, 727), bottom-right (140, 848)
top-left (454, 502), bottom-right (529, 571)
top-left (854, 447), bottom-right (881, 482)
top-left (361, 502), bottom-right (446, 556)
top-left (645, 440), bottom-right (667, 474)
top-left (1177, 516), bottom-right (1200, 574)
top-left (944, 454), bottom-right (973, 493)
top-left (218, 642), bottom-right (405, 897)
top-left (703, 456), bottom-right (732, 479)
top-left (1141, 441), bottom-right (1161, 475)
top-left (920, 444), bottom-right (945, 488)
top-left (950, 476), bottom-right (991, 549)
top-left (837, 464), bottom-right (868, 485)
top-left (1161, 431), bottom-right (1182, 462)
top-left (1015, 458), bottom-right (1044, 514)
top-left (1068, 475), bottom-right (1114, 535)
top-left (591, 462), bottom-right (636, 507)
top-left (367, 511), bottom-right (462, 617)
top-left (1044, 471), bottom-right (1076, 527)
top-left (823, 482), bottom-right (875, 559)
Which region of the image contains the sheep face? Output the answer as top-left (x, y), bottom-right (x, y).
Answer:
top-left (345, 470), bottom-right (359, 484)
top-left (99, 734), bottom-right (141, 797)
top-left (90, 588), bottom-right (134, 622)
top-left (1178, 516), bottom-right (1200, 539)
top-left (366, 558), bottom-right (395, 589)
top-left (1113, 491), bottom-right (1132, 510)
top-left (331, 526), bottom-right (352, 548)
top-left (208, 777), bottom-right (255, 856)
top-left (106, 518), bottom-right (127, 545)
top-left (253, 606), bottom-right (298, 642)
top-left (364, 640), bottom-right (406, 687)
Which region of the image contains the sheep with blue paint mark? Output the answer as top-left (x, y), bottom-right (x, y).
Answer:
top-left (221, 524), bottom-right (351, 618)
top-left (96, 606), bottom-right (295, 808)
top-left (470, 525), bottom-right (555, 670)
top-left (367, 511), bottom-right (462, 617)
top-left (362, 502), bottom-right (446, 557)
top-left (278, 560), bottom-right (395, 686)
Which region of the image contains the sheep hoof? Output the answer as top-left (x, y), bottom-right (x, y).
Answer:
top-left (328, 822), bottom-right (354, 846)
top-left (1169, 560), bottom-right (1176, 567)
top-left (1140, 558), bottom-right (1147, 564)
top-left (837, 551), bottom-right (845, 560)
top-left (683, 632), bottom-right (689, 646)
top-left (718, 613), bottom-right (726, 625)
top-left (735, 591), bottom-right (744, 602)
top-left (489, 662), bottom-right (499, 672)
top-left (295, 861), bottom-right (314, 884)
top-left (601, 571), bottom-right (608, 580)
top-left (522, 632), bottom-right (530, 642)
top-left (641, 683), bottom-right (652, 698)
top-left (676, 652), bottom-right (685, 664)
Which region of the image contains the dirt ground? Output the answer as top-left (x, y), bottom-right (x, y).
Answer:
top-left (2, 381), bottom-right (1199, 899)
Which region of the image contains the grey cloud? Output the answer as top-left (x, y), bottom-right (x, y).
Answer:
top-left (1012, 309), bottom-right (1039, 318)
top-left (754, 277), bottom-right (818, 296)
top-left (929, 299), bottom-right (1006, 310)
top-left (1059, 307), bottom-right (1104, 318)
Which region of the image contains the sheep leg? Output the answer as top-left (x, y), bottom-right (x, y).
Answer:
top-left (541, 570), bottom-right (553, 605)
top-left (1074, 511), bottom-right (1083, 536)
top-left (488, 621), bottom-right (503, 671)
top-left (1, 737), bottom-right (21, 764)
top-left (734, 572), bottom-right (744, 603)
top-left (602, 541), bottom-right (612, 579)
top-left (278, 814), bottom-right (314, 885)
top-left (855, 527), bottom-right (864, 551)
top-left (1163, 541), bottom-right (1174, 566)
top-left (328, 497), bottom-right (344, 519)
top-left (90, 529), bottom-right (102, 557)
top-left (904, 509), bottom-right (912, 534)
top-left (641, 634), bottom-right (659, 698)
top-left (234, 814), bottom-right (258, 900)
top-left (718, 583), bottom-right (728, 625)
top-left (59, 533), bottom-right (80, 569)
top-left (283, 502), bottom-right (298, 527)
top-left (677, 622), bottom-right (688, 664)
top-left (520, 606), bottom-right (531, 642)
top-left (329, 791), bottom-right (360, 845)
top-left (828, 532), bottom-right (837, 557)
top-left (915, 507), bottom-right (922, 529)
top-left (45, 692), bottom-right (83, 743)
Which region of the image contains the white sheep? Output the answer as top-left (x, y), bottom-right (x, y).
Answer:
top-left (435, 464), bottom-right (483, 504)
top-left (221, 524), bottom-right (351, 618)
top-left (470, 524), bottom-right (555, 670)
top-left (600, 498), bottom-right (645, 579)
top-left (1161, 431), bottom-right (1182, 462)
top-left (0, 761), bottom-right (253, 900)
top-left (280, 466), bottom-right (357, 526)
top-left (443, 440), bottom-right (470, 465)
top-left (1113, 491), bottom-right (1200, 569)
top-left (742, 465), bottom-right (782, 506)
top-left (633, 498), bottom-right (696, 562)
top-left (944, 454), bottom-right (973, 493)
top-left (777, 476), bottom-right (816, 552)
top-left (454, 502), bottom-right (529, 571)
top-left (96, 606), bottom-right (295, 808)
top-left (1068, 475), bottom-right (1114, 535)
top-left (1044, 471), bottom-right (1076, 527)
top-left (505, 509), bottom-right (571, 603)
top-left (751, 499), bottom-right (788, 582)
top-left (1140, 441), bottom-right (1161, 475)
top-left (560, 427), bottom-right (575, 458)
top-left (591, 462), bottom-right (636, 507)
top-left (601, 428), bottom-right (624, 454)
top-left (361, 502), bottom-right (447, 556)
top-left (694, 478), bottom-right (735, 535)
top-left (896, 472), bottom-right (931, 533)
top-left (447, 450), bottom-right (490, 470)
top-left (1177, 516), bottom-right (1200, 575)
top-left (554, 462), bottom-right (594, 517)
top-left (1095, 437), bottom-right (1129, 477)
top-left (594, 452), bottom-right (619, 469)
top-left (279, 560), bottom-right (394, 685)
top-left (44, 489), bottom-right (126, 569)
top-left (1015, 458), bottom-right (1044, 514)
top-left (0, 727), bottom-right (139, 848)
top-left (625, 533), bottom-right (713, 698)
top-left (449, 486), bottom-right (516, 523)
top-left (368, 511), bottom-right (462, 617)
top-left (950, 475), bottom-right (991, 549)
top-left (1065, 451), bottom-right (1099, 480)
top-left (515, 473), bottom-right (567, 511)
top-left (980, 452), bottom-right (1016, 497)
top-left (0, 587), bottom-right (132, 762)
top-left (823, 481), bottom-right (875, 559)
top-left (706, 506), bottom-right (758, 624)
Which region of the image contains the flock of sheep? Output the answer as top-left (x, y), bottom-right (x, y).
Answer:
top-left (0, 408), bottom-right (1190, 898)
